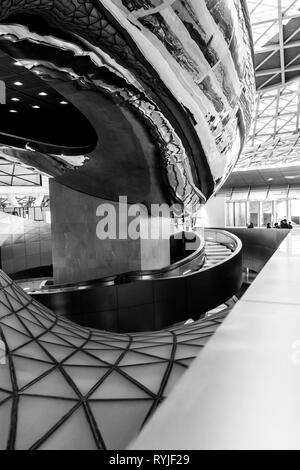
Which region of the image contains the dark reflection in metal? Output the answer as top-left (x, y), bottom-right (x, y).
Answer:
top-left (0, 50), bottom-right (97, 155)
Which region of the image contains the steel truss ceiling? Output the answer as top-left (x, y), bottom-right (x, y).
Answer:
top-left (250, 0), bottom-right (300, 90)
top-left (0, 158), bottom-right (42, 186)
top-left (238, 0), bottom-right (300, 171)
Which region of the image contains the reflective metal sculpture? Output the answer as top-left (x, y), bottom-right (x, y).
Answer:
top-left (0, 0), bottom-right (255, 212)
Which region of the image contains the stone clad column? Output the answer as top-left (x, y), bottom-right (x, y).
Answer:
top-left (50, 180), bottom-right (170, 284)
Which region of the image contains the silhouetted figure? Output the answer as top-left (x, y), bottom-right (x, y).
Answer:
top-left (247, 222), bottom-right (254, 229)
top-left (274, 223), bottom-right (280, 229)
top-left (280, 219), bottom-right (289, 229)
top-left (266, 223), bottom-right (271, 229)
top-left (288, 222), bottom-right (293, 229)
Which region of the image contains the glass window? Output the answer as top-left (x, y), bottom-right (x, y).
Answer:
top-left (268, 187), bottom-right (289, 200)
top-left (289, 188), bottom-right (300, 199)
top-left (275, 200), bottom-right (288, 224)
top-left (291, 200), bottom-right (300, 227)
top-left (249, 201), bottom-right (259, 227)
top-left (226, 202), bottom-right (235, 227)
top-left (249, 189), bottom-right (268, 200)
top-left (234, 202), bottom-right (247, 227)
top-left (249, 201), bottom-right (259, 212)
top-left (231, 190), bottom-right (248, 201)
top-left (262, 201), bottom-right (273, 226)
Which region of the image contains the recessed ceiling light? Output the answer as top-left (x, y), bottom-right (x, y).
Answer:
top-left (285, 175), bottom-right (300, 180)
top-left (9, 110), bottom-right (18, 113)
top-left (38, 92), bottom-right (48, 96)
top-left (14, 82), bottom-right (23, 86)
top-left (32, 105), bottom-right (40, 109)
top-left (11, 98), bottom-right (20, 102)
top-left (267, 178), bottom-right (273, 181)
top-left (60, 101), bottom-right (68, 105)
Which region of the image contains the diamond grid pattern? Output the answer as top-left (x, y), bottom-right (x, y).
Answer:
top-left (0, 269), bottom-right (228, 450)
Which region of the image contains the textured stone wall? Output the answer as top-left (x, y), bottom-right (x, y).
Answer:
top-left (50, 180), bottom-right (170, 284)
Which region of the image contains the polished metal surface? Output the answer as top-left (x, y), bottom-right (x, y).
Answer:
top-left (0, 1), bottom-right (255, 211)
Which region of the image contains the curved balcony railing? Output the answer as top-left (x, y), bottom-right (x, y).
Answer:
top-left (30, 229), bottom-right (242, 333)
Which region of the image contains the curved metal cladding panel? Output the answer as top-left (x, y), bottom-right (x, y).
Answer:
top-left (0, 0), bottom-right (255, 211)
top-left (0, 268), bottom-right (229, 450)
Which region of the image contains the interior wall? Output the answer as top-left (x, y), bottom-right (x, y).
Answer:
top-left (50, 181), bottom-right (170, 284)
top-left (197, 195), bottom-right (226, 227)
